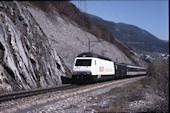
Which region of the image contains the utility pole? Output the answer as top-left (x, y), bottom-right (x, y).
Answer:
top-left (88, 38), bottom-right (103, 52)
top-left (89, 38), bottom-right (90, 52)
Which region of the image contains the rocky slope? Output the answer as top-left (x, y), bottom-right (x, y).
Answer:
top-left (28, 6), bottom-right (147, 71)
top-left (0, 1), bottom-right (65, 93)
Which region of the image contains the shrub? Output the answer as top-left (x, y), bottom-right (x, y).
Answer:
top-left (148, 58), bottom-right (169, 112)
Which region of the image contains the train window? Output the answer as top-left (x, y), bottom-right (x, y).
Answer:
top-left (128, 67), bottom-right (138, 72)
top-left (127, 68), bottom-right (146, 72)
top-left (75, 59), bottom-right (92, 66)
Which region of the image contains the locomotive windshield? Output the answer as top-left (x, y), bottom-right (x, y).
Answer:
top-left (75, 59), bottom-right (92, 66)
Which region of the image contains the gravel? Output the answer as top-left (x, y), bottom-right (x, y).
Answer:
top-left (0, 76), bottom-right (163, 113)
top-left (0, 77), bottom-right (139, 112)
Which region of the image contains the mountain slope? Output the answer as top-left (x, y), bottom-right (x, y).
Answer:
top-left (89, 14), bottom-right (169, 54)
top-left (22, 1), bottom-right (150, 65)
top-left (28, 7), bottom-right (134, 71)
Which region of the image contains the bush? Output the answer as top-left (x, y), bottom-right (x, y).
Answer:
top-left (148, 58), bottom-right (169, 112)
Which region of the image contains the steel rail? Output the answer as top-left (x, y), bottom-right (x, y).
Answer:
top-left (0, 84), bottom-right (78, 103)
top-left (0, 76), bottom-right (146, 103)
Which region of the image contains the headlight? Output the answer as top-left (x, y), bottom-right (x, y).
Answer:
top-left (73, 72), bottom-right (77, 74)
top-left (87, 72), bottom-right (91, 75)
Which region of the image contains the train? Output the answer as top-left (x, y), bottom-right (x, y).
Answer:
top-left (72, 52), bottom-right (147, 83)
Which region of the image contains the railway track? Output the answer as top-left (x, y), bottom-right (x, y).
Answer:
top-left (0, 76), bottom-right (146, 113)
top-left (0, 76), bottom-right (146, 103)
top-left (0, 84), bottom-right (79, 103)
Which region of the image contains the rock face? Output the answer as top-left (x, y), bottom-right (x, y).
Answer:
top-left (0, 1), bottom-right (65, 92)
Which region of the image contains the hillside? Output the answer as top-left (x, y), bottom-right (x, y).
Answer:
top-left (23, 1), bottom-right (151, 65)
top-left (89, 14), bottom-right (169, 56)
top-left (27, 7), bottom-right (133, 70)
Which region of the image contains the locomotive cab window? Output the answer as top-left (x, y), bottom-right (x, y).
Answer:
top-left (75, 59), bottom-right (92, 66)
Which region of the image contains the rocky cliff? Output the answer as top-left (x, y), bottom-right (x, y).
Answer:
top-left (0, 1), bottom-right (65, 93)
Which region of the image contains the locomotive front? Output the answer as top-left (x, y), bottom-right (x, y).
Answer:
top-left (72, 57), bottom-right (95, 83)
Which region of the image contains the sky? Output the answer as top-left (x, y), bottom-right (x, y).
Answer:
top-left (71, 0), bottom-right (169, 41)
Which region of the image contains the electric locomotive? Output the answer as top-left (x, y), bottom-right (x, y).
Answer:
top-left (72, 52), bottom-right (147, 83)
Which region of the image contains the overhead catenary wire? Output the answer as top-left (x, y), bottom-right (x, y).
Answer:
top-left (107, 1), bottom-right (121, 22)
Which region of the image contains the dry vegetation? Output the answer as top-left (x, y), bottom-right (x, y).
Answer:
top-left (147, 58), bottom-right (169, 112)
top-left (21, 1), bottom-right (113, 41)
